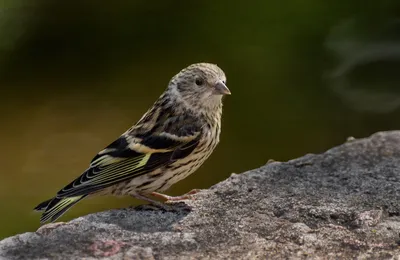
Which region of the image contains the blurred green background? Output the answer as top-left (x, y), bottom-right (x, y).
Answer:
top-left (1, 0), bottom-right (400, 239)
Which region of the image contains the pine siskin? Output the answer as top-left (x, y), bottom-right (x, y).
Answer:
top-left (34, 62), bottom-right (230, 223)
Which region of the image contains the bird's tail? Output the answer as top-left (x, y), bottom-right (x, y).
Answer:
top-left (34, 198), bottom-right (53, 212)
top-left (34, 195), bottom-right (87, 223)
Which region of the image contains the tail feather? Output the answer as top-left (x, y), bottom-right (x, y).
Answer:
top-left (39, 195), bottom-right (87, 223)
top-left (34, 198), bottom-right (53, 212)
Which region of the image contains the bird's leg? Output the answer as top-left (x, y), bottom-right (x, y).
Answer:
top-left (151, 189), bottom-right (201, 202)
top-left (132, 193), bottom-right (171, 210)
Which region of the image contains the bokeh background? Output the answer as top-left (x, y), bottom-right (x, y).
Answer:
top-left (1, 0), bottom-right (400, 239)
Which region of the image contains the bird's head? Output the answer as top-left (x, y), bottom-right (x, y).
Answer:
top-left (167, 63), bottom-right (230, 112)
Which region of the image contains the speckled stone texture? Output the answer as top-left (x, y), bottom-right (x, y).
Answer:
top-left (1, 131), bottom-right (400, 259)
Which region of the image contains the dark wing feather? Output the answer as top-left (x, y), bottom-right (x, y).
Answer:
top-left (90, 136), bottom-right (140, 163)
top-left (56, 114), bottom-right (202, 198)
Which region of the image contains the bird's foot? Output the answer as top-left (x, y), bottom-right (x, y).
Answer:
top-left (132, 193), bottom-right (172, 210)
top-left (151, 189), bottom-right (201, 203)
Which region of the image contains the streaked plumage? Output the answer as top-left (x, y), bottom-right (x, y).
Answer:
top-left (34, 62), bottom-right (230, 223)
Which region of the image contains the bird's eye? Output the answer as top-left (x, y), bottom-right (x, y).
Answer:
top-left (195, 78), bottom-right (204, 86)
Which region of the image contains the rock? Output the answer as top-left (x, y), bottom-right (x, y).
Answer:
top-left (2, 131), bottom-right (400, 259)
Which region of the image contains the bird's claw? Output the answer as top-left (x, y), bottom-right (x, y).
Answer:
top-left (151, 189), bottom-right (202, 203)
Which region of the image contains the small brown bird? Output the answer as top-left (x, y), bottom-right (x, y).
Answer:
top-left (34, 62), bottom-right (230, 223)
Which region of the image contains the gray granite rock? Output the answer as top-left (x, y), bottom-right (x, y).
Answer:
top-left (1, 131), bottom-right (400, 259)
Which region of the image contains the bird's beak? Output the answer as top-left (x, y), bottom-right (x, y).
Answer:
top-left (214, 80), bottom-right (231, 95)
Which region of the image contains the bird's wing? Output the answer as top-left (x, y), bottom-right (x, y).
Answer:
top-left (56, 115), bottom-right (202, 198)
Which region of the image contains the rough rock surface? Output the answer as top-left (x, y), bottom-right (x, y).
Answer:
top-left (2, 131), bottom-right (400, 259)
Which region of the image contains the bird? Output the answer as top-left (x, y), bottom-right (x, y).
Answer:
top-left (34, 62), bottom-right (231, 223)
